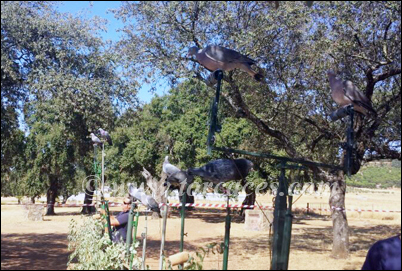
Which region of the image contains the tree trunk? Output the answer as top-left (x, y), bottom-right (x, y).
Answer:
top-left (329, 172), bottom-right (349, 258)
top-left (81, 179), bottom-right (96, 215)
top-left (62, 191), bottom-right (70, 204)
top-left (241, 184), bottom-right (256, 216)
top-left (46, 183), bottom-right (58, 216)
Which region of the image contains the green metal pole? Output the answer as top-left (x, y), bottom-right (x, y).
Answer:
top-left (212, 147), bottom-right (344, 171)
top-left (126, 203), bottom-right (137, 255)
top-left (271, 162), bottom-right (288, 270)
top-left (223, 197), bottom-right (232, 270)
top-left (178, 186), bottom-right (188, 270)
top-left (180, 186), bottom-right (187, 253)
top-left (207, 70), bottom-right (223, 155)
top-left (130, 211), bottom-right (140, 270)
top-left (133, 211), bottom-right (140, 243)
top-left (102, 200), bottom-right (113, 241)
top-left (281, 195), bottom-right (293, 270)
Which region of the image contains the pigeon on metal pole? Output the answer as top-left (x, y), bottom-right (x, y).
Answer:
top-left (165, 170), bottom-right (193, 190)
top-left (165, 159), bottom-right (254, 189)
top-left (327, 70), bottom-right (377, 116)
top-left (129, 185), bottom-right (161, 215)
top-left (90, 133), bottom-right (103, 146)
top-left (188, 158), bottom-right (254, 185)
top-left (187, 45), bottom-right (264, 82)
top-left (98, 128), bottom-right (113, 146)
top-left (163, 156), bottom-right (181, 177)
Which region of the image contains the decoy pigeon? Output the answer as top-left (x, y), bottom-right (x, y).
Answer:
top-left (188, 158), bottom-right (254, 185)
top-left (187, 45), bottom-right (264, 82)
top-left (90, 133), bottom-right (103, 146)
top-left (163, 156), bottom-right (181, 176)
top-left (128, 185), bottom-right (161, 214)
top-left (327, 71), bottom-right (377, 116)
top-left (165, 170), bottom-right (193, 190)
top-left (98, 128), bottom-right (113, 146)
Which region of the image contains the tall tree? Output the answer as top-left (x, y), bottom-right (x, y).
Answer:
top-left (1, 1), bottom-right (138, 214)
top-left (114, 1), bottom-right (401, 258)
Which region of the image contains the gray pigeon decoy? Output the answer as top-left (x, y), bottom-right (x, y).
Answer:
top-left (128, 185), bottom-right (161, 214)
top-left (187, 45), bottom-right (264, 81)
top-left (188, 158), bottom-right (254, 185)
top-left (98, 128), bottom-right (113, 146)
top-left (90, 133), bottom-right (103, 146)
top-left (163, 156), bottom-right (181, 176)
top-left (165, 170), bottom-right (193, 190)
top-left (327, 71), bottom-right (377, 116)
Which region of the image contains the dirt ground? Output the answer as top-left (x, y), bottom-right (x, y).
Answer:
top-left (1, 189), bottom-right (401, 270)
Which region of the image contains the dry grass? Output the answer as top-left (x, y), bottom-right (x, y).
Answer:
top-left (1, 189), bottom-right (401, 270)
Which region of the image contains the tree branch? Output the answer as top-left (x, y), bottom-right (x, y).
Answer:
top-left (374, 68), bottom-right (401, 83)
top-left (223, 79), bottom-right (298, 157)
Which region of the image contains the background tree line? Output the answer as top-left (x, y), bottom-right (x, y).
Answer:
top-left (1, 1), bottom-right (400, 258)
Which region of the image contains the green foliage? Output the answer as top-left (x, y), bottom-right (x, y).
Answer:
top-left (392, 160), bottom-right (401, 168)
top-left (347, 164), bottom-right (401, 189)
top-left (68, 217), bottom-right (141, 270)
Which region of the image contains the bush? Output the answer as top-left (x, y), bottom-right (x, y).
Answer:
top-left (67, 217), bottom-right (141, 270)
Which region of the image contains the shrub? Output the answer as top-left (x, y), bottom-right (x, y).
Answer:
top-left (67, 217), bottom-right (141, 270)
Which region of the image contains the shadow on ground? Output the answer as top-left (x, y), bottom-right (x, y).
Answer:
top-left (1, 233), bottom-right (69, 270)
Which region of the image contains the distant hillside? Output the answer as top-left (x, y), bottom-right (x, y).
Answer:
top-left (347, 160), bottom-right (401, 189)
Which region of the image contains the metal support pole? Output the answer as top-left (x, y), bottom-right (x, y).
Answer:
top-left (133, 211), bottom-right (140, 243)
top-left (179, 186), bottom-right (188, 270)
top-left (281, 196), bottom-right (293, 270)
top-left (93, 145), bottom-right (101, 209)
top-left (126, 203), bottom-right (137, 255)
top-left (102, 200), bottom-right (113, 241)
top-left (141, 212), bottom-right (149, 270)
top-left (130, 211), bottom-right (140, 270)
top-left (223, 196), bottom-right (232, 270)
top-left (159, 205), bottom-right (168, 270)
top-left (346, 105), bottom-right (355, 177)
top-left (180, 186), bottom-right (188, 253)
top-left (207, 70), bottom-right (223, 155)
top-left (271, 161), bottom-right (288, 270)
top-left (101, 143), bottom-right (105, 195)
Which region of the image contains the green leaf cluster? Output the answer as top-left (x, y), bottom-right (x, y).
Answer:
top-left (68, 217), bottom-right (141, 270)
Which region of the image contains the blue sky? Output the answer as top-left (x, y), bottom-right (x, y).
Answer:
top-left (56, 1), bottom-right (167, 104)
